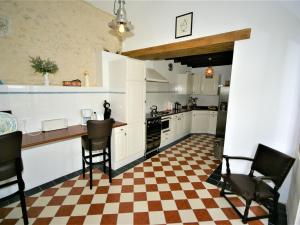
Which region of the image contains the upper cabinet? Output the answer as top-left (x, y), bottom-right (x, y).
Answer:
top-left (176, 73), bottom-right (193, 95)
top-left (193, 74), bottom-right (219, 95)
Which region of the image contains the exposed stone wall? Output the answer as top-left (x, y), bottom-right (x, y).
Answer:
top-left (0, 0), bottom-right (121, 86)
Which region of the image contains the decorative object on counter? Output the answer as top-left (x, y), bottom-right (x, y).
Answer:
top-left (0, 112), bottom-right (18, 135)
top-left (188, 97), bottom-right (198, 109)
top-left (103, 100), bottom-right (111, 119)
top-left (84, 71), bottom-right (90, 87)
top-left (29, 56), bottom-right (58, 86)
top-left (62, 79), bottom-right (81, 87)
top-left (175, 12), bottom-right (193, 39)
top-left (0, 15), bottom-right (9, 37)
top-left (205, 57), bottom-right (214, 79)
top-left (81, 109), bottom-right (93, 125)
top-left (168, 63), bottom-right (173, 71)
top-left (108, 0), bottom-right (134, 35)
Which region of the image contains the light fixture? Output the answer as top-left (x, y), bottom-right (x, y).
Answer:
top-left (108, 0), bottom-right (133, 35)
top-left (205, 57), bottom-right (214, 78)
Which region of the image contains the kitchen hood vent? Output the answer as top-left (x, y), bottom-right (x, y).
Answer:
top-left (146, 68), bottom-right (168, 83)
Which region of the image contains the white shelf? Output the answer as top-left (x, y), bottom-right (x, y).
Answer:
top-left (0, 85), bottom-right (112, 93)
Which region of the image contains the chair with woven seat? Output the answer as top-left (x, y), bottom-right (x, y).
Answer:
top-left (221, 144), bottom-right (295, 224)
top-left (81, 119), bottom-right (114, 189)
top-left (0, 131), bottom-right (28, 225)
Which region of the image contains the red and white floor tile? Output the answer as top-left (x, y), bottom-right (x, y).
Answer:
top-left (0, 135), bottom-right (268, 224)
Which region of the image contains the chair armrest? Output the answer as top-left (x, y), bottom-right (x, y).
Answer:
top-left (223, 155), bottom-right (253, 161)
top-left (222, 155), bottom-right (254, 175)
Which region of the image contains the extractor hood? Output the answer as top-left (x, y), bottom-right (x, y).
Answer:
top-left (146, 68), bottom-right (168, 83)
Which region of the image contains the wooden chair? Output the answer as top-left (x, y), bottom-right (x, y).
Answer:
top-left (221, 144), bottom-right (295, 223)
top-left (0, 131), bottom-right (28, 225)
top-left (81, 119), bottom-right (114, 189)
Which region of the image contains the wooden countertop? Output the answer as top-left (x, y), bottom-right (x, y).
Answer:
top-left (22, 121), bottom-right (127, 150)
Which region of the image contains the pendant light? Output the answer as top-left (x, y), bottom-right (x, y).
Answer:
top-left (108, 0), bottom-right (133, 35)
top-left (205, 57), bottom-right (214, 78)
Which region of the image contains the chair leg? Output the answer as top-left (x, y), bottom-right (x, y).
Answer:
top-left (272, 194), bottom-right (279, 221)
top-left (17, 177), bottom-right (28, 225)
top-left (220, 181), bottom-right (226, 197)
top-left (103, 148), bottom-right (106, 173)
top-left (89, 149), bottom-right (93, 190)
top-left (82, 147), bottom-right (85, 178)
top-left (108, 146), bottom-right (112, 183)
top-left (242, 200), bottom-right (251, 224)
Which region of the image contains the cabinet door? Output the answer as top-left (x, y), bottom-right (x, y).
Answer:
top-left (177, 113), bottom-right (185, 138)
top-left (185, 111), bottom-right (192, 134)
top-left (187, 74), bottom-right (193, 95)
top-left (171, 115), bottom-right (178, 142)
top-left (126, 59), bottom-right (145, 81)
top-left (191, 111), bottom-right (209, 133)
top-left (112, 126), bottom-right (127, 162)
top-left (192, 74), bottom-right (201, 94)
top-left (126, 81), bottom-right (146, 123)
top-left (208, 112), bottom-right (218, 134)
top-left (200, 75), bottom-right (219, 95)
top-left (126, 123), bottom-right (145, 156)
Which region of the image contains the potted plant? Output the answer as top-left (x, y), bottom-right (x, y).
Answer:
top-left (29, 56), bottom-right (58, 86)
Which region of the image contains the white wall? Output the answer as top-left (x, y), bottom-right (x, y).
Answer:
top-left (146, 60), bottom-right (191, 112)
top-left (92, 1), bottom-right (300, 204)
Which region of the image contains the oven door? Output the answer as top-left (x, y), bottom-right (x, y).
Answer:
top-left (161, 117), bottom-right (171, 133)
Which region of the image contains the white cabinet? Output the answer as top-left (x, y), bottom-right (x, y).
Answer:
top-left (112, 126), bottom-right (127, 162)
top-left (208, 111), bottom-right (218, 135)
top-left (176, 73), bottom-right (193, 94)
top-left (191, 111), bottom-right (209, 133)
top-left (200, 75), bottom-right (219, 95)
top-left (184, 111), bottom-right (192, 135)
top-left (191, 110), bottom-right (218, 134)
top-left (108, 56), bottom-right (146, 169)
top-left (192, 74), bottom-right (202, 94)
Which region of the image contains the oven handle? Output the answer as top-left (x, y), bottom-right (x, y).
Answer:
top-left (162, 129), bottom-right (170, 133)
top-left (161, 117), bottom-right (171, 121)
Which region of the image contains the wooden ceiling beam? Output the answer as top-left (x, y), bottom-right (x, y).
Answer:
top-left (122, 28), bottom-right (251, 60)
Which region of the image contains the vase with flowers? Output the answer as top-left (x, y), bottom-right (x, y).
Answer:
top-left (29, 56), bottom-right (58, 86)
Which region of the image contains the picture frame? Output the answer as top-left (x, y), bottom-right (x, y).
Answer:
top-left (175, 12), bottom-right (193, 39)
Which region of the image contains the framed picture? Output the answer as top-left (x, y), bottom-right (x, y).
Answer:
top-left (175, 12), bottom-right (193, 39)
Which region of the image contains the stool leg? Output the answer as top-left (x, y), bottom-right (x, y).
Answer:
top-left (103, 148), bottom-right (106, 173)
top-left (89, 149), bottom-right (93, 190)
top-left (82, 147), bottom-right (85, 178)
top-left (17, 175), bottom-right (28, 225)
top-left (108, 145), bottom-right (112, 183)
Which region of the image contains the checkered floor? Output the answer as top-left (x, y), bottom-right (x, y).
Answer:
top-left (0, 135), bottom-right (269, 225)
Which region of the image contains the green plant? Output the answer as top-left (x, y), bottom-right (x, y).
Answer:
top-left (29, 56), bottom-right (58, 75)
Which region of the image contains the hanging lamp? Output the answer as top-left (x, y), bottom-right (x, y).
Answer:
top-left (205, 57), bottom-right (214, 78)
top-left (108, 0), bottom-right (133, 35)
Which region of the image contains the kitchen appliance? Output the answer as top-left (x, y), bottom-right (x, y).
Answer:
top-left (146, 68), bottom-right (168, 83)
top-left (81, 109), bottom-right (93, 125)
top-left (145, 117), bottom-right (161, 155)
top-left (174, 102), bottom-right (182, 111)
top-left (216, 86), bottom-right (229, 137)
top-left (161, 116), bottom-right (171, 133)
top-left (150, 105), bottom-right (158, 117)
top-left (42, 118), bottom-right (68, 132)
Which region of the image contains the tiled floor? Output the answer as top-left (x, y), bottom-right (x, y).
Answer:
top-left (0, 135), bottom-right (270, 225)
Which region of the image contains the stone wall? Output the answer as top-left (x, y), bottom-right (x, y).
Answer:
top-left (0, 0), bottom-right (121, 86)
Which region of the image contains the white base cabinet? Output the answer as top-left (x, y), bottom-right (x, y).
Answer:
top-left (191, 110), bottom-right (218, 134)
top-left (112, 126), bottom-right (127, 163)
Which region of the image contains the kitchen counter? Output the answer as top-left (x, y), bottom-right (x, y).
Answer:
top-left (22, 121), bottom-right (127, 149)
top-left (146, 106), bottom-right (218, 119)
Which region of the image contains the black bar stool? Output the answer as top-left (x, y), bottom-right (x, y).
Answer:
top-left (0, 131), bottom-right (28, 225)
top-left (81, 119), bottom-right (114, 189)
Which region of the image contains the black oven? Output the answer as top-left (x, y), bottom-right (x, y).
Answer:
top-left (146, 117), bottom-right (161, 154)
top-left (161, 116), bottom-right (171, 132)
